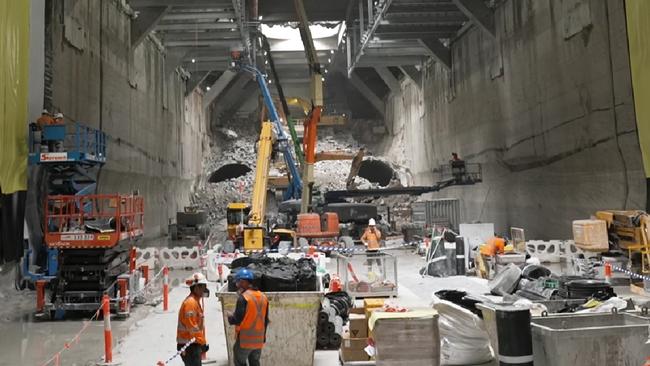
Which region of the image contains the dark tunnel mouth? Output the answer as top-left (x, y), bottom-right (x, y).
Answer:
top-left (209, 163), bottom-right (252, 183)
top-left (357, 160), bottom-right (394, 187)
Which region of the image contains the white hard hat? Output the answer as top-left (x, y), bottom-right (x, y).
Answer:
top-left (368, 218), bottom-right (376, 226)
top-left (186, 272), bottom-right (208, 287)
top-left (42, 109), bottom-right (50, 114)
top-left (54, 113), bottom-right (64, 119)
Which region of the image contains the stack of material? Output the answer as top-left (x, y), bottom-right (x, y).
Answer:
top-left (316, 292), bottom-right (353, 350)
top-left (340, 306), bottom-right (370, 363)
top-left (227, 255), bottom-right (317, 292)
top-left (369, 309), bottom-right (440, 366)
top-left (572, 219), bottom-right (609, 251)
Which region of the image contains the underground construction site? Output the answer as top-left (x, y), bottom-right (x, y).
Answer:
top-left (2, 0), bottom-right (650, 365)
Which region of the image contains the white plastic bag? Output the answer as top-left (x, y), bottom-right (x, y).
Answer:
top-left (432, 295), bottom-right (494, 365)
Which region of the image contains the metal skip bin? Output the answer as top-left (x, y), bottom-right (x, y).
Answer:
top-left (531, 313), bottom-right (650, 366)
top-left (217, 285), bottom-right (323, 366)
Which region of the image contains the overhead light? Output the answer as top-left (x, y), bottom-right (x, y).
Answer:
top-left (321, 77), bottom-right (325, 82)
top-left (206, 86), bottom-right (211, 91)
top-left (230, 18), bottom-right (235, 23)
top-left (269, 79), bottom-right (273, 84)
top-left (258, 15), bottom-right (263, 20)
top-left (265, 60), bottom-right (268, 65)
top-left (230, 28), bottom-right (237, 32)
top-left (264, 51), bottom-right (268, 56)
top-left (327, 58), bottom-right (331, 63)
top-left (330, 50), bottom-right (335, 54)
top-left (191, 58), bottom-right (196, 63)
top-left (324, 69), bottom-right (328, 74)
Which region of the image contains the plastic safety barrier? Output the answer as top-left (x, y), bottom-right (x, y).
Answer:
top-left (159, 246), bottom-right (200, 269)
top-left (136, 247), bottom-right (160, 269)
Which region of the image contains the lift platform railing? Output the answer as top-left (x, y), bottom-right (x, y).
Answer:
top-left (29, 122), bottom-right (107, 163)
top-left (45, 194), bottom-right (144, 248)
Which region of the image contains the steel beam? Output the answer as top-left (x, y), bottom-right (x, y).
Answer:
top-left (203, 69), bottom-right (237, 108)
top-left (156, 22), bottom-right (238, 31)
top-left (349, 72), bottom-right (384, 117)
top-left (231, 0), bottom-right (251, 62)
top-left (418, 38), bottom-right (451, 70)
top-left (363, 47), bottom-right (428, 56)
top-left (399, 65), bottom-right (421, 88)
top-left (164, 40), bottom-right (241, 47)
top-left (160, 31), bottom-right (240, 42)
top-left (452, 0), bottom-right (495, 37)
top-left (131, 6), bottom-right (170, 47)
top-left (163, 11), bottom-right (234, 20)
top-left (375, 67), bottom-right (400, 93)
top-left (130, 0), bottom-right (231, 6)
top-left (348, 0), bottom-right (394, 77)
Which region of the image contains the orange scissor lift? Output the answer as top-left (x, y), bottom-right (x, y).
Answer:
top-left (37, 194), bottom-right (144, 317)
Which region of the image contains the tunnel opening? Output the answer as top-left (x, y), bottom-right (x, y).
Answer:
top-left (357, 160), bottom-right (394, 187)
top-left (209, 163), bottom-right (252, 183)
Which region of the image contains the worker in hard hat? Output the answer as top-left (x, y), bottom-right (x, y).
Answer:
top-left (36, 109), bottom-right (54, 129)
top-left (227, 268), bottom-right (269, 366)
top-left (177, 272), bottom-right (209, 366)
top-left (361, 218), bottom-right (383, 272)
top-left (45, 112), bottom-right (66, 152)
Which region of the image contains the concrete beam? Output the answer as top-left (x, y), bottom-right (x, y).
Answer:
top-left (164, 40), bottom-right (241, 47)
top-left (452, 0), bottom-right (495, 37)
top-left (157, 22), bottom-right (237, 31)
top-left (130, 0), bottom-right (231, 6)
top-left (186, 71), bottom-right (210, 95)
top-left (131, 6), bottom-right (170, 47)
top-left (184, 61), bottom-right (230, 72)
top-left (163, 11), bottom-right (234, 21)
top-left (160, 31), bottom-right (240, 42)
top-left (356, 56), bottom-right (426, 67)
top-left (399, 65), bottom-right (421, 88)
top-left (418, 38), bottom-right (451, 70)
top-left (349, 72), bottom-right (384, 117)
top-left (202, 69), bottom-right (237, 108)
top-left (164, 48), bottom-right (189, 76)
top-left (375, 67), bottom-right (400, 93)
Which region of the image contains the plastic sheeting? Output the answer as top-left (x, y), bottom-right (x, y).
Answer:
top-left (626, 0), bottom-right (650, 177)
top-left (0, 0), bottom-right (30, 193)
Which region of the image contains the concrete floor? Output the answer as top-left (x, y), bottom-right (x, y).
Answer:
top-left (2, 248), bottom-right (647, 365)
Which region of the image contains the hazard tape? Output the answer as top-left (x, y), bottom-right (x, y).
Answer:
top-left (572, 257), bottom-right (650, 282)
top-left (156, 337), bottom-right (195, 365)
top-left (234, 241), bottom-right (422, 256)
top-left (39, 299), bottom-right (105, 366)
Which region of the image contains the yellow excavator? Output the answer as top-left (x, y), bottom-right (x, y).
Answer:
top-left (227, 121), bottom-right (275, 251)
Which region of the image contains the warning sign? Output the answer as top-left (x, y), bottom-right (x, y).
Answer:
top-left (61, 234), bottom-right (94, 241)
top-left (98, 235), bottom-right (111, 241)
top-left (40, 152), bottom-right (68, 162)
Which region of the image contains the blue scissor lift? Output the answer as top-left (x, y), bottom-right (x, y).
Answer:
top-left (18, 123), bottom-right (107, 289)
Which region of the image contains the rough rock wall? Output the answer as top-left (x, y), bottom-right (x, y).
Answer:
top-left (50, 0), bottom-right (207, 238)
top-left (379, 0), bottom-right (645, 239)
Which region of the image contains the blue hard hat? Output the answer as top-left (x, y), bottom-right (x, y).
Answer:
top-left (235, 268), bottom-right (254, 281)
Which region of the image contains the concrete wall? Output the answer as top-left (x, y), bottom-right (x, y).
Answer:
top-left (50, 0), bottom-right (207, 238)
top-left (379, 0), bottom-right (645, 239)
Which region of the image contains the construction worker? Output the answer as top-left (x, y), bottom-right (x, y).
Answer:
top-left (36, 109), bottom-right (54, 129)
top-left (227, 268), bottom-right (269, 366)
top-left (361, 218), bottom-right (382, 272)
top-left (177, 273), bottom-right (209, 366)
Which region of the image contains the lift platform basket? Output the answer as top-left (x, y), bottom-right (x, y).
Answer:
top-left (217, 285), bottom-right (323, 366)
top-left (336, 252), bottom-right (398, 298)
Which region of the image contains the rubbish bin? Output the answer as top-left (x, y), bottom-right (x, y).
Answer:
top-left (530, 312), bottom-right (650, 366)
top-left (216, 285), bottom-right (323, 366)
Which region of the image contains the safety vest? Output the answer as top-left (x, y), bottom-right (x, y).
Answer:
top-left (176, 295), bottom-right (206, 345)
top-left (236, 289), bottom-right (268, 349)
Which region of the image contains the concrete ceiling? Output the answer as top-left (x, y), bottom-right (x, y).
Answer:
top-left (128, 0), bottom-right (495, 114)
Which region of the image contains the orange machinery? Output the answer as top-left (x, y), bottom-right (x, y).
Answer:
top-left (40, 194), bottom-right (144, 316)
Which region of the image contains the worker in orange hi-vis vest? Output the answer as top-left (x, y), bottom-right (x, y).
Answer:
top-left (177, 273), bottom-right (209, 366)
top-left (36, 109), bottom-right (54, 129)
top-left (361, 218), bottom-right (383, 272)
top-left (227, 268), bottom-right (269, 366)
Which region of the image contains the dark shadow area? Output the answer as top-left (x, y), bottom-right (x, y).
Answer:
top-left (209, 163), bottom-right (251, 183)
top-left (358, 160), bottom-right (394, 187)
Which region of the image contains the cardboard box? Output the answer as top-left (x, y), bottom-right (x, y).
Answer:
top-left (572, 219), bottom-right (608, 252)
top-left (363, 298), bottom-right (385, 309)
top-left (349, 307), bottom-right (365, 315)
top-left (348, 313), bottom-right (368, 338)
top-left (340, 332), bottom-right (369, 362)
